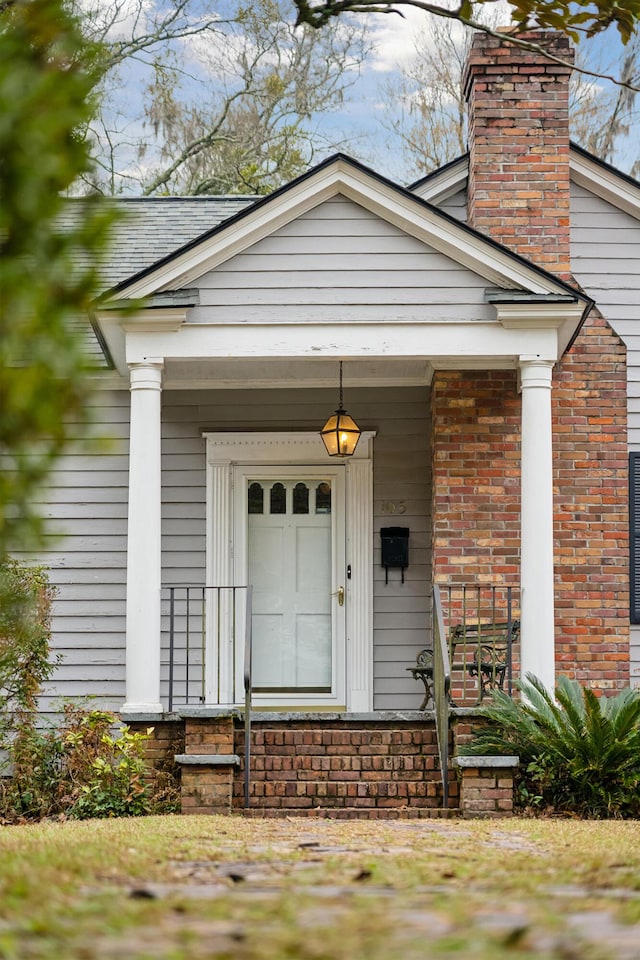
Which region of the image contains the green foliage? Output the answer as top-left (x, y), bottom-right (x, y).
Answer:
top-left (466, 673), bottom-right (640, 818)
top-left (3, 704), bottom-right (157, 821)
top-left (0, 0), bottom-right (116, 552)
top-left (0, 559), bottom-right (175, 821)
top-left (0, 558), bottom-right (56, 747)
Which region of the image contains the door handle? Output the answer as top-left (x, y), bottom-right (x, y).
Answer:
top-left (331, 586), bottom-right (345, 606)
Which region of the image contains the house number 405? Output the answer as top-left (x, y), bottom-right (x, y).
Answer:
top-left (381, 501), bottom-right (406, 515)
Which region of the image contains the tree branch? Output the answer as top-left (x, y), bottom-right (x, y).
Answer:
top-left (293, 0), bottom-right (640, 92)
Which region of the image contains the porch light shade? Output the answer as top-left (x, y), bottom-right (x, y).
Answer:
top-left (320, 407), bottom-right (361, 457)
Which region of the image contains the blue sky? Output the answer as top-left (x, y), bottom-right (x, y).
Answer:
top-left (94, 0), bottom-right (638, 192)
top-left (313, 7), bottom-right (639, 181)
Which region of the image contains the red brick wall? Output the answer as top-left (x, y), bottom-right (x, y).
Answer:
top-left (431, 368), bottom-right (521, 587)
top-left (553, 312), bottom-right (629, 688)
top-left (431, 316), bottom-right (629, 689)
top-left (464, 30), bottom-right (573, 278)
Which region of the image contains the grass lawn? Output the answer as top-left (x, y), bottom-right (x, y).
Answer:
top-left (0, 815), bottom-right (639, 959)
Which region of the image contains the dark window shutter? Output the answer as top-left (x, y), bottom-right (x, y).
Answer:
top-left (630, 453), bottom-right (640, 623)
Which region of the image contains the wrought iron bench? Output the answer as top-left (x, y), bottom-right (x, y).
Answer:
top-left (408, 619), bottom-right (520, 707)
top-left (449, 620), bottom-right (520, 700)
top-left (406, 648), bottom-right (434, 709)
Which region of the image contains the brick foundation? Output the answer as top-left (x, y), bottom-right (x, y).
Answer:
top-left (177, 716), bottom-right (238, 814)
top-left (180, 763), bottom-right (236, 815)
top-left (127, 714), bottom-right (522, 818)
top-left (127, 718), bottom-right (184, 802)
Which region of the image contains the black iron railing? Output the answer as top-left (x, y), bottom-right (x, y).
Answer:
top-left (162, 585), bottom-right (251, 712)
top-left (243, 586), bottom-right (253, 809)
top-left (432, 585), bottom-right (451, 809)
top-left (439, 583), bottom-right (520, 704)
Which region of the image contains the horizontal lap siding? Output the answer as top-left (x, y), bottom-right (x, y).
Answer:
top-left (35, 390), bottom-right (130, 714)
top-left (189, 195), bottom-right (493, 325)
top-left (570, 181), bottom-right (640, 685)
top-left (437, 190), bottom-right (468, 223)
top-left (162, 386), bottom-right (431, 710)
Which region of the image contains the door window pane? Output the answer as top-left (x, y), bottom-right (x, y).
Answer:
top-left (248, 482), bottom-right (264, 515)
top-left (315, 481), bottom-right (331, 514)
top-left (270, 482), bottom-right (286, 514)
top-left (293, 482), bottom-right (309, 515)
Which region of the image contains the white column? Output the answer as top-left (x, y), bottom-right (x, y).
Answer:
top-left (519, 358), bottom-right (555, 693)
top-left (122, 360), bottom-right (164, 713)
top-left (346, 458), bottom-right (374, 712)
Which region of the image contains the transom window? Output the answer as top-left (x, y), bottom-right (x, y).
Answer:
top-left (247, 481), bottom-right (332, 516)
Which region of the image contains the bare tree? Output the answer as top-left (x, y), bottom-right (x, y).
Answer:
top-left (293, 0), bottom-right (640, 92)
top-left (379, 15), bottom-right (469, 177)
top-left (571, 34), bottom-right (640, 176)
top-left (380, 12), bottom-right (639, 181)
top-left (74, 0), bottom-right (369, 195)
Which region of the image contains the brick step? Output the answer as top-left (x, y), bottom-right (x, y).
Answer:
top-left (235, 806), bottom-right (458, 819)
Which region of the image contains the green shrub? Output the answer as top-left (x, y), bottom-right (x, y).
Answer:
top-left (0, 560), bottom-right (176, 820)
top-left (465, 673), bottom-right (640, 819)
top-left (0, 557), bottom-right (56, 750)
top-left (4, 704), bottom-right (155, 820)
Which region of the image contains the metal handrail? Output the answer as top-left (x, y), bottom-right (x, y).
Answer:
top-left (442, 583), bottom-right (519, 703)
top-left (164, 583), bottom-right (254, 805)
top-left (243, 585), bottom-right (253, 809)
top-left (164, 584), bottom-right (251, 711)
top-left (432, 584), bottom-right (451, 809)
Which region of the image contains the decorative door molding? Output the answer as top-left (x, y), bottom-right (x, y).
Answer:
top-left (203, 431), bottom-right (375, 709)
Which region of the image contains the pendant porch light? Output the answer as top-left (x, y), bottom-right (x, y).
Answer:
top-left (320, 361), bottom-right (361, 457)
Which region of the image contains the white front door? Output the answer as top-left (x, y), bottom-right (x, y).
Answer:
top-left (235, 465), bottom-right (346, 707)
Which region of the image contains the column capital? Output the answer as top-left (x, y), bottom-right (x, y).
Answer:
top-left (518, 358), bottom-right (554, 391)
top-left (128, 360), bottom-right (164, 391)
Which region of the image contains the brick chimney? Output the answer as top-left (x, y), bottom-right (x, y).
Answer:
top-left (463, 30), bottom-right (574, 278)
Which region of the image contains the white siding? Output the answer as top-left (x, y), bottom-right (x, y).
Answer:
top-left (36, 390), bottom-right (130, 713)
top-left (189, 195), bottom-right (493, 325)
top-left (570, 180), bottom-right (640, 685)
top-left (437, 189), bottom-right (468, 223)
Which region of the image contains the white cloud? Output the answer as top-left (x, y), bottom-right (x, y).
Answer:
top-left (364, 0), bottom-right (513, 74)
top-left (367, 7), bottom-right (429, 73)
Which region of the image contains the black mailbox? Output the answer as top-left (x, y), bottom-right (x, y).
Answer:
top-left (380, 526), bottom-right (409, 583)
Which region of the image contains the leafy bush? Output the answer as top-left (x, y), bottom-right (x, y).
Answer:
top-left (3, 704), bottom-right (155, 820)
top-left (0, 558), bottom-right (56, 750)
top-left (0, 559), bottom-right (177, 820)
top-left (465, 673), bottom-right (640, 818)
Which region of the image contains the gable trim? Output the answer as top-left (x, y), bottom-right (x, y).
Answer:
top-left (570, 145), bottom-right (640, 220)
top-left (108, 155), bottom-right (586, 306)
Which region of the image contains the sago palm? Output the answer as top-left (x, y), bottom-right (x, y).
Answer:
top-left (466, 674), bottom-right (640, 817)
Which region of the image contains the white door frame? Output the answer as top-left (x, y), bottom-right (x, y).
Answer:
top-left (203, 431), bottom-right (375, 710)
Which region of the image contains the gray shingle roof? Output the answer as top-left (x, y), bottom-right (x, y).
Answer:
top-left (59, 195), bottom-right (257, 293)
top-left (57, 194), bottom-right (256, 367)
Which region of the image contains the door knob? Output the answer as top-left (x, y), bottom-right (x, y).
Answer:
top-left (331, 586), bottom-right (345, 606)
